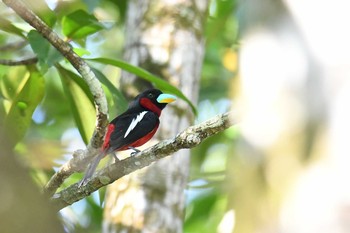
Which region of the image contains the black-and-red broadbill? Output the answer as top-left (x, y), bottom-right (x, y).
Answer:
top-left (79, 89), bottom-right (176, 186)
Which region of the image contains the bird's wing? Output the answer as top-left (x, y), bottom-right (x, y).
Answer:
top-left (108, 111), bottom-right (159, 151)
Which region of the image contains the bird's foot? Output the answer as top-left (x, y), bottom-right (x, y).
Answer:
top-left (128, 147), bottom-right (141, 156)
top-left (112, 152), bottom-right (120, 162)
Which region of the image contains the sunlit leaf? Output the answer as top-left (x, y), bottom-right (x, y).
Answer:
top-left (1, 65), bottom-right (45, 149)
top-left (91, 68), bottom-right (127, 114)
top-left (0, 69), bottom-right (24, 101)
top-left (73, 47), bottom-right (91, 57)
top-left (27, 30), bottom-right (63, 68)
top-left (88, 57), bottom-right (197, 115)
top-left (62, 10), bottom-right (104, 40)
top-left (56, 65), bottom-right (95, 144)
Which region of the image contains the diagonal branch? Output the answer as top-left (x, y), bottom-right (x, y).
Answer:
top-left (3, 0), bottom-right (109, 192)
top-left (3, 0), bottom-right (108, 147)
top-left (51, 112), bottom-right (234, 210)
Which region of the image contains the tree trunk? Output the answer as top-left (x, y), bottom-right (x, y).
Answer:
top-left (229, 0), bottom-right (324, 232)
top-left (103, 0), bottom-right (208, 233)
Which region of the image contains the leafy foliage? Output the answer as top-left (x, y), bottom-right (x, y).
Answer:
top-left (91, 67), bottom-right (128, 114)
top-left (89, 57), bottom-right (197, 115)
top-left (62, 10), bottom-right (104, 40)
top-left (0, 0), bottom-right (235, 232)
top-left (28, 30), bottom-right (64, 68)
top-left (1, 65), bottom-right (45, 149)
top-left (57, 65), bottom-right (95, 144)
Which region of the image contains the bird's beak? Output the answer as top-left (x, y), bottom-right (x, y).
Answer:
top-left (157, 93), bottom-right (177, 103)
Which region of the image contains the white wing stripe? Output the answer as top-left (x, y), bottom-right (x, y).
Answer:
top-left (124, 111), bottom-right (148, 138)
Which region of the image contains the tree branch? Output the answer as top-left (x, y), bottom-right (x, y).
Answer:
top-left (51, 112), bottom-right (234, 210)
top-left (0, 40), bottom-right (27, 51)
top-left (0, 57), bottom-right (37, 66)
top-left (3, 0), bottom-right (109, 192)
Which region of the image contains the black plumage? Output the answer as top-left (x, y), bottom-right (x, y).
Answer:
top-left (79, 89), bottom-right (176, 186)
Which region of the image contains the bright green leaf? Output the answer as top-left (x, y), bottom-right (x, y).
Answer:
top-left (62, 10), bottom-right (104, 40)
top-left (184, 191), bottom-right (222, 233)
top-left (56, 65), bottom-right (95, 144)
top-left (27, 30), bottom-right (63, 68)
top-left (58, 66), bottom-right (95, 104)
top-left (91, 68), bottom-right (127, 114)
top-left (73, 47), bottom-right (91, 57)
top-left (88, 57), bottom-right (197, 115)
top-left (1, 65), bottom-right (45, 149)
top-left (0, 69), bottom-right (25, 101)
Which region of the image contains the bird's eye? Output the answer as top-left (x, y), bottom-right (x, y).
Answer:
top-left (148, 93), bottom-right (154, 98)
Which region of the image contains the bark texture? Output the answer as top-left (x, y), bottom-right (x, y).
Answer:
top-left (103, 0), bottom-right (209, 232)
top-left (2, 0), bottom-right (109, 197)
top-left (51, 112), bottom-right (233, 210)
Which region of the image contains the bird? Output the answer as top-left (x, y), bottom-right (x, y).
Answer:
top-left (78, 88), bottom-right (176, 186)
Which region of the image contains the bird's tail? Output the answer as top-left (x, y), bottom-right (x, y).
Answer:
top-left (78, 152), bottom-right (105, 187)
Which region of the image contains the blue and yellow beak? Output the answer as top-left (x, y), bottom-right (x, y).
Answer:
top-left (157, 93), bottom-right (177, 104)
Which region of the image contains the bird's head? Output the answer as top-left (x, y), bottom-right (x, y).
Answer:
top-left (130, 89), bottom-right (176, 116)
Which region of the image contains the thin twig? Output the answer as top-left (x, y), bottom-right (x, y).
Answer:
top-left (0, 40), bottom-right (27, 51)
top-left (0, 57), bottom-right (37, 66)
top-left (51, 112), bottom-right (234, 210)
top-left (2, 0), bottom-right (109, 192)
top-left (2, 0), bottom-right (108, 146)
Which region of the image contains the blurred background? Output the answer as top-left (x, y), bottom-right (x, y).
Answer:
top-left (1, 0), bottom-right (350, 232)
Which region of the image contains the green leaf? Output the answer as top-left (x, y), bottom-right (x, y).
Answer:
top-left (184, 190), bottom-right (221, 233)
top-left (1, 65), bottom-right (45, 149)
top-left (27, 30), bottom-right (63, 68)
top-left (0, 68), bottom-right (24, 101)
top-left (62, 10), bottom-right (104, 40)
top-left (56, 65), bottom-right (95, 144)
top-left (91, 68), bottom-right (127, 114)
top-left (88, 57), bottom-right (197, 115)
top-left (0, 17), bottom-right (25, 38)
top-left (73, 47), bottom-right (91, 57)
